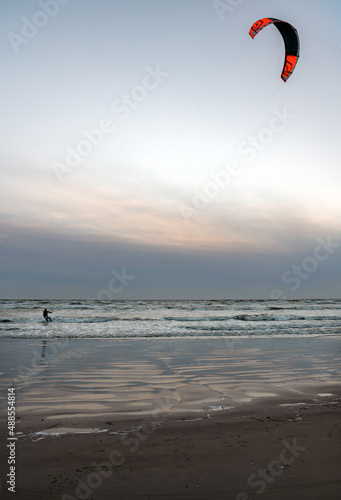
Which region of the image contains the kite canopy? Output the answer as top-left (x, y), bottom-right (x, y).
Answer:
top-left (249, 18), bottom-right (300, 82)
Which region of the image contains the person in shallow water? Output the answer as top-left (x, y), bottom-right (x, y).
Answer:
top-left (43, 309), bottom-right (52, 322)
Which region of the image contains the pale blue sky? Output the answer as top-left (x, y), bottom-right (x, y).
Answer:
top-left (1, 0), bottom-right (340, 299)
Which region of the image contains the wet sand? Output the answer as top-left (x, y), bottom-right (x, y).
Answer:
top-left (0, 337), bottom-right (340, 499)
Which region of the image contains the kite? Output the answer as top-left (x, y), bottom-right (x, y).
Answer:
top-left (249, 18), bottom-right (300, 82)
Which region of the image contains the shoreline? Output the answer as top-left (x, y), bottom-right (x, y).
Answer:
top-left (1, 336), bottom-right (340, 499)
top-left (1, 392), bottom-right (340, 499)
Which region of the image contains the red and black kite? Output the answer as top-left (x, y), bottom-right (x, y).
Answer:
top-left (249, 18), bottom-right (300, 82)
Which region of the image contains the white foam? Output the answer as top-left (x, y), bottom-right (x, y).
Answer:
top-left (279, 402), bottom-right (307, 407)
top-left (29, 427), bottom-right (108, 441)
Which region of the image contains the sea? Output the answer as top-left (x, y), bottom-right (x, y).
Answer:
top-left (0, 298), bottom-right (340, 339)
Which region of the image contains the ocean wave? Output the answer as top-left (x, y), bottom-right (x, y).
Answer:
top-left (234, 314), bottom-right (341, 322)
top-left (234, 314), bottom-right (305, 322)
top-left (163, 316), bottom-right (233, 322)
top-left (54, 317), bottom-right (158, 324)
top-left (2, 314), bottom-right (340, 326)
top-left (164, 314), bottom-right (341, 323)
top-left (0, 317), bottom-right (162, 325)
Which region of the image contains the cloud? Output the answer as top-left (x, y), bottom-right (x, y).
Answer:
top-left (1, 222), bottom-right (340, 299)
top-left (1, 0), bottom-right (340, 299)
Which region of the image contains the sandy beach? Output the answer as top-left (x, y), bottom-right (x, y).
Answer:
top-left (1, 337), bottom-right (340, 499)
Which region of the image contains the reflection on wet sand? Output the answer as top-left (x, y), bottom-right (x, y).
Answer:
top-left (1, 337), bottom-right (339, 420)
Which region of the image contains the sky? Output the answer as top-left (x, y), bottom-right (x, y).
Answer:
top-left (1, 0), bottom-right (341, 299)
